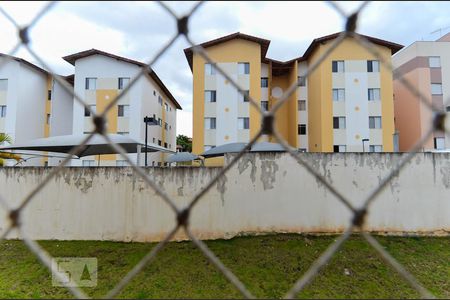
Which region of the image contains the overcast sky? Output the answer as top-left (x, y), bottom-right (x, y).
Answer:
top-left (1, 1), bottom-right (450, 137)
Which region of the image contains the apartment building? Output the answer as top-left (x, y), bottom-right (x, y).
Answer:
top-left (184, 32), bottom-right (402, 156)
top-left (392, 32), bottom-right (450, 151)
top-left (62, 49), bottom-right (181, 166)
top-left (0, 54), bottom-right (73, 166)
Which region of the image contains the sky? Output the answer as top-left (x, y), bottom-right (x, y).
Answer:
top-left (1, 1), bottom-right (450, 137)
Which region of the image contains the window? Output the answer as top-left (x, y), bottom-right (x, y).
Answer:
top-left (205, 63), bottom-right (216, 75)
top-left (332, 89), bottom-right (345, 101)
top-left (158, 140), bottom-right (162, 146)
top-left (333, 145), bottom-right (347, 153)
top-left (153, 90), bottom-right (156, 96)
top-left (429, 57), bottom-right (441, 68)
top-left (158, 118), bottom-right (162, 126)
top-left (157, 162), bottom-right (161, 167)
top-left (152, 137), bottom-right (156, 143)
top-left (158, 96), bottom-right (163, 105)
top-left (298, 124), bottom-right (307, 135)
top-left (238, 117), bottom-right (250, 130)
top-left (431, 83), bottom-right (443, 95)
top-left (446, 106), bottom-right (450, 112)
top-left (298, 76), bottom-right (306, 87)
top-left (369, 145), bottom-right (383, 152)
top-left (85, 78), bottom-right (96, 90)
top-left (239, 90), bottom-right (250, 102)
top-left (369, 116), bottom-right (382, 129)
top-left (165, 122), bottom-right (168, 130)
top-left (332, 60), bottom-right (344, 73)
top-left (82, 160), bottom-right (95, 167)
top-left (333, 117), bottom-right (346, 129)
top-left (164, 142), bottom-right (168, 148)
top-left (205, 117), bottom-right (216, 130)
top-left (84, 105), bottom-right (96, 117)
top-left (261, 77), bottom-right (268, 88)
top-left (434, 137), bottom-right (445, 150)
top-left (47, 90), bottom-right (51, 101)
top-left (169, 144), bottom-right (171, 149)
top-left (298, 100), bottom-right (306, 111)
top-left (0, 79), bottom-right (7, 91)
top-left (46, 114), bottom-right (51, 125)
top-left (118, 105), bottom-right (130, 117)
top-left (165, 103), bottom-right (169, 112)
top-left (367, 60), bottom-right (380, 72)
top-left (368, 88), bottom-right (381, 101)
top-left (261, 101), bottom-right (269, 111)
top-left (0, 105), bottom-right (6, 118)
top-left (118, 77), bottom-right (130, 90)
top-left (298, 148), bottom-right (307, 153)
top-left (238, 62), bottom-right (250, 75)
top-left (205, 90), bottom-right (216, 103)
top-left (116, 160), bottom-right (128, 167)
top-left (117, 132), bottom-right (129, 136)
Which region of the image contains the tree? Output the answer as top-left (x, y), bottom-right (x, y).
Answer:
top-left (176, 134), bottom-right (192, 152)
top-left (0, 133), bottom-right (21, 166)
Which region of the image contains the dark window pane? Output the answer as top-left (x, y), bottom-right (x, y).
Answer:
top-left (332, 61), bottom-right (337, 72)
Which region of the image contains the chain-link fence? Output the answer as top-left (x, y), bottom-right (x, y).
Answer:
top-left (0, 1), bottom-right (448, 298)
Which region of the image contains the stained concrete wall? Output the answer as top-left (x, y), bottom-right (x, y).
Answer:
top-left (0, 152), bottom-right (449, 242)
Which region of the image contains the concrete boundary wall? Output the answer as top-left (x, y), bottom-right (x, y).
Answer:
top-left (0, 152), bottom-right (449, 242)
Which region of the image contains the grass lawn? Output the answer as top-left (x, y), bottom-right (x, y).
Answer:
top-left (0, 234), bottom-right (448, 299)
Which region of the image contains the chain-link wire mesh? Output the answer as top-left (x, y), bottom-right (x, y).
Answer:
top-left (0, 1), bottom-right (448, 298)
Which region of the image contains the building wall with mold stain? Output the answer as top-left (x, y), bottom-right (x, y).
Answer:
top-left (0, 152), bottom-right (449, 242)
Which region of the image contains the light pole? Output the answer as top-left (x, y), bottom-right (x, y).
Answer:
top-left (362, 138), bottom-right (369, 152)
top-left (143, 116), bottom-right (157, 166)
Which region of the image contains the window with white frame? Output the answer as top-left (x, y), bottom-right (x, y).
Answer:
top-left (332, 89), bottom-right (345, 101)
top-left (332, 60), bottom-right (344, 73)
top-left (434, 137), bottom-right (445, 150)
top-left (298, 76), bottom-right (306, 87)
top-left (158, 96), bottom-right (162, 105)
top-left (118, 105), bottom-right (129, 117)
top-left (85, 78), bottom-right (97, 90)
top-left (239, 90), bottom-right (250, 102)
top-left (46, 114), bottom-right (51, 125)
top-left (82, 160), bottom-right (96, 167)
top-left (369, 116), bottom-right (382, 129)
top-left (298, 124), bottom-right (307, 135)
top-left (431, 83), bottom-right (443, 95)
top-left (238, 117), bottom-right (249, 129)
top-left (165, 103), bottom-right (169, 112)
top-left (205, 63), bottom-right (216, 75)
top-left (369, 145), bottom-right (383, 152)
top-left (261, 101), bottom-right (269, 111)
top-left (165, 122), bottom-right (168, 130)
top-left (368, 88), bottom-right (381, 101)
top-left (429, 56), bottom-right (441, 68)
top-left (0, 105), bottom-right (6, 118)
top-left (261, 77), bottom-right (268, 88)
top-left (0, 79), bottom-right (7, 91)
top-left (333, 117), bottom-right (346, 129)
top-left (204, 117), bottom-right (216, 130)
top-left (367, 60), bottom-right (380, 72)
top-left (84, 105), bottom-right (96, 117)
top-left (205, 90), bottom-right (216, 103)
top-left (118, 77), bottom-right (130, 90)
top-left (298, 100), bottom-right (306, 111)
top-left (333, 145), bottom-right (346, 153)
top-left (238, 62), bottom-right (250, 75)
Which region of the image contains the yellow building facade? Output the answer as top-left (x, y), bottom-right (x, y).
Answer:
top-left (184, 32), bottom-right (402, 158)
